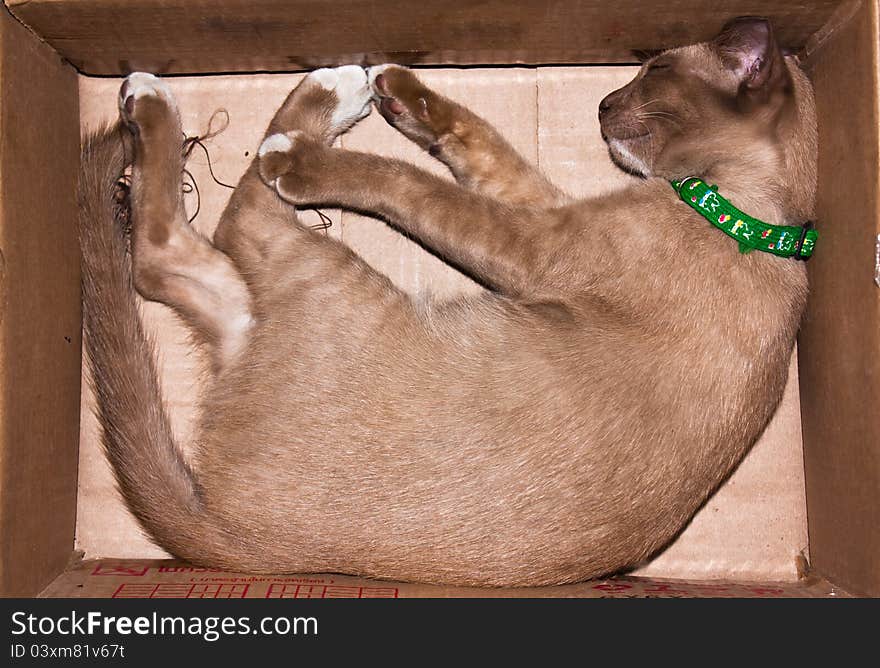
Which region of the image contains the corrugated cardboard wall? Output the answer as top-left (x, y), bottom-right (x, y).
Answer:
top-left (77, 68), bottom-right (809, 581)
top-left (0, 9), bottom-right (80, 596)
top-left (799, 0), bottom-right (880, 597)
top-left (6, 0), bottom-right (844, 74)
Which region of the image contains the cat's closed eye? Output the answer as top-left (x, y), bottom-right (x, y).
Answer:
top-left (645, 62), bottom-right (672, 73)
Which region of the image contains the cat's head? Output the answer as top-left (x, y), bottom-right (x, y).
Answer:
top-left (599, 17), bottom-right (817, 219)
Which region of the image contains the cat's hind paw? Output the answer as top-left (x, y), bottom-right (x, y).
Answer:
top-left (118, 72), bottom-right (177, 128)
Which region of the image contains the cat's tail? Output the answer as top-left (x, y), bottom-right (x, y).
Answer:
top-left (78, 125), bottom-right (235, 565)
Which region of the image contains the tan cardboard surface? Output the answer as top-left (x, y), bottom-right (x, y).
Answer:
top-left (78, 67), bottom-right (808, 582)
top-left (7, 0), bottom-right (845, 75)
top-left (0, 7), bottom-right (80, 596)
top-left (799, 0), bottom-right (880, 597)
top-left (40, 559), bottom-right (846, 599)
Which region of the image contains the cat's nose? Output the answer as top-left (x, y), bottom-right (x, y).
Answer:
top-left (598, 95), bottom-right (613, 119)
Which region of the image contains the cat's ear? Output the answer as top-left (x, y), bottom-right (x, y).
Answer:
top-left (632, 49), bottom-right (663, 64)
top-left (712, 17), bottom-right (782, 90)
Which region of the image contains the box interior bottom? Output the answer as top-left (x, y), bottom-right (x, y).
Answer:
top-left (75, 66), bottom-right (810, 586)
top-left (40, 559), bottom-right (846, 599)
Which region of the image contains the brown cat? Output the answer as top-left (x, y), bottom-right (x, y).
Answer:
top-left (79, 18), bottom-right (816, 586)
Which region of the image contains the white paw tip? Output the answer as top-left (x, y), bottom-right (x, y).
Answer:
top-left (258, 133), bottom-right (293, 157)
top-left (126, 71), bottom-right (159, 83)
top-left (310, 68), bottom-right (340, 91)
top-left (328, 66), bottom-right (372, 127)
top-left (335, 64), bottom-right (368, 86)
top-left (123, 71), bottom-right (171, 100)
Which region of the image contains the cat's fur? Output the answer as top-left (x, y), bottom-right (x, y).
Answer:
top-left (79, 19), bottom-right (816, 586)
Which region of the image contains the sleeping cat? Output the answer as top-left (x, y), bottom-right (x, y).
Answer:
top-left (79, 18), bottom-right (816, 586)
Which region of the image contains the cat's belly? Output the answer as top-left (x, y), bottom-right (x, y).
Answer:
top-left (185, 298), bottom-right (790, 584)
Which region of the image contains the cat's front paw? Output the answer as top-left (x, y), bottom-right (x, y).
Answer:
top-left (306, 65), bottom-right (373, 136)
top-left (257, 130), bottom-right (326, 203)
top-left (368, 65), bottom-right (452, 149)
top-left (118, 72), bottom-right (178, 130)
top-left (257, 133), bottom-right (296, 185)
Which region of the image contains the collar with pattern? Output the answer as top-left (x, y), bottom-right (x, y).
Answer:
top-left (670, 177), bottom-right (817, 260)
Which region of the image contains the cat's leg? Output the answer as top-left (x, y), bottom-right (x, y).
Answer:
top-left (119, 73), bottom-right (254, 372)
top-left (257, 133), bottom-right (558, 298)
top-left (367, 65), bottom-right (569, 208)
top-left (212, 65), bottom-right (373, 277)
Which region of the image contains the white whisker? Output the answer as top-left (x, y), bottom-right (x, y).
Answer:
top-left (631, 99), bottom-right (661, 112)
top-left (638, 110), bottom-right (683, 130)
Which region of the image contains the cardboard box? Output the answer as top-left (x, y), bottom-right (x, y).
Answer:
top-left (0, 0), bottom-right (876, 598)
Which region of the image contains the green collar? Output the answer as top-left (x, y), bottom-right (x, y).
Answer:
top-left (670, 178), bottom-right (817, 260)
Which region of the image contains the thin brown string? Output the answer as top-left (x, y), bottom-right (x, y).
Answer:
top-left (181, 109), bottom-right (333, 233)
top-left (309, 208), bottom-right (334, 232)
top-left (181, 109), bottom-right (234, 224)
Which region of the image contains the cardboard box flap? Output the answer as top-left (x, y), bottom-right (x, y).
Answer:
top-left (0, 6), bottom-right (80, 596)
top-left (6, 0), bottom-right (847, 75)
top-left (799, 0), bottom-right (880, 597)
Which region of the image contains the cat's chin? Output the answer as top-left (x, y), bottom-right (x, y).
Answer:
top-left (606, 137), bottom-right (651, 178)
